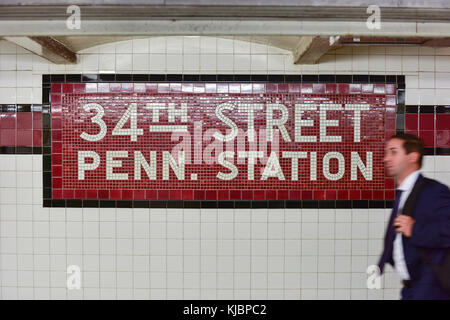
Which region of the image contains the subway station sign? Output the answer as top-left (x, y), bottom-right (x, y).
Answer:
top-left (50, 82), bottom-right (396, 201)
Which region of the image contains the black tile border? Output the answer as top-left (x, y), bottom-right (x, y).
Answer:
top-left (41, 73), bottom-right (405, 85)
top-left (40, 199), bottom-right (396, 209)
top-left (39, 73), bottom-right (407, 208)
top-left (1, 104), bottom-right (42, 113)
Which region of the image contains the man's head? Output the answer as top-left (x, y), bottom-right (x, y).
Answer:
top-left (384, 133), bottom-right (424, 182)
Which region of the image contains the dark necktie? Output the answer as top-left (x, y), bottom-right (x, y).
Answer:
top-left (378, 189), bottom-right (403, 273)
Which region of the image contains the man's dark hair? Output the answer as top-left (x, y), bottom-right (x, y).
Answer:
top-left (388, 133), bottom-right (424, 167)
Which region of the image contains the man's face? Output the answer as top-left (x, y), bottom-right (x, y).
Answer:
top-left (383, 138), bottom-right (417, 178)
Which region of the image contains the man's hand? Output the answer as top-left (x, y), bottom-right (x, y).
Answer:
top-left (393, 215), bottom-right (416, 238)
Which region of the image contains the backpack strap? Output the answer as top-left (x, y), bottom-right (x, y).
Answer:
top-left (401, 176), bottom-right (431, 218)
top-left (401, 176), bottom-right (434, 265)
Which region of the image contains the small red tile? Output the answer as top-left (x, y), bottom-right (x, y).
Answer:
top-left (52, 142), bottom-right (62, 153)
top-left (145, 83), bottom-right (157, 93)
top-left (373, 190), bottom-right (384, 200)
top-left (419, 130), bottom-right (434, 147)
top-left (385, 117), bottom-right (395, 130)
top-left (436, 130), bottom-right (450, 147)
top-left (385, 130), bottom-right (395, 141)
top-left (158, 190), bottom-right (169, 200)
top-left (349, 190), bottom-right (361, 200)
top-left (17, 113), bottom-right (32, 129)
top-left (52, 130), bottom-right (62, 141)
top-left (122, 83), bottom-right (133, 92)
top-left (51, 83), bottom-right (61, 93)
top-left (62, 83), bottom-right (73, 93)
top-left (52, 118), bottom-right (62, 130)
top-left (229, 190), bottom-right (241, 200)
top-left (419, 114), bottom-right (434, 130)
top-left (146, 190), bottom-right (157, 199)
top-left (86, 190), bottom-right (98, 198)
top-left (217, 190), bottom-right (229, 200)
top-left (325, 84), bottom-right (336, 94)
top-left (121, 190), bottom-right (132, 199)
top-left (51, 94), bottom-right (61, 104)
top-left (73, 83), bottom-right (86, 93)
top-left (278, 84), bottom-right (289, 93)
top-left (361, 190), bottom-right (372, 199)
top-left (385, 84), bottom-right (396, 94)
top-left (52, 166), bottom-right (62, 177)
top-left (301, 84), bottom-right (312, 94)
top-left (63, 189), bottom-right (74, 198)
top-left (75, 190), bottom-right (86, 198)
top-left (289, 190), bottom-right (301, 200)
top-left (325, 190), bottom-right (337, 200)
top-left (182, 190), bottom-right (193, 200)
top-left (312, 83), bottom-right (325, 94)
top-left (385, 178), bottom-right (395, 189)
top-left (337, 190), bottom-right (348, 200)
top-left (277, 190), bottom-right (289, 200)
top-left (436, 114), bottom-right (450, 130)
top-left (33, 130), bottom-right (42, 147)
top-left (194, 190), bottom-right (205, 200)
top-left (52, 177), bottom-right (62, 189)
top-left (385, 190), bottom-right (395, 200)
top-left (266, 190), bottom-right (276, 200)
top-left (337, 84), bottom-right (349, 94)
top-left (253, 190), bottom-right (265, 200)
top-left (133, 190), bottom-right (146, 199)
top-left (405, 114), bottom-right (418, 131)
top-left (110, 83), bottom-right (121, 92)
top-left (32, 113), bottom-right (42, 129)
top-left (110, 190), bottom-right (121, 199)
top-left (75, 190), bottom-right (86, 199)
top-left (205, 190), bottom-right (217, 200)
top-left (52, 153), bottom-right (62, 165)
top-left (52, 189), bottom-right (62, 198)
top-left (313, 190), bottom-right (325, 200)
top-left (288, 83), bottom-right (300, 93)
top-left (17, 130), bottom-right (32, 146)
top-left (266, 83), bottom-right (278, 93)
top-left (242, 190), bottom-right (253, 200)
top-left (301, 190), bottom-right (313, 200)
top-left (1, 114), bottom-right (16, 129)
top-left (169, 189), bottom-right (181, 200)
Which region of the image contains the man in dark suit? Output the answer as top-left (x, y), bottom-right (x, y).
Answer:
top-left (378, 133), bottom-right (450, 300)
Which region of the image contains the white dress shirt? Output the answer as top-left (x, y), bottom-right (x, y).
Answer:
top-left (393, 169), bottom-right (421, 280)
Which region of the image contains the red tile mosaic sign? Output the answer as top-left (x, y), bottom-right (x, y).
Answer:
top-left (51, 82), bottom-right (396, 200)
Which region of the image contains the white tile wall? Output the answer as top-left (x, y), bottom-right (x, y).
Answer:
top-left (0, 37), bottom-right (449, 300)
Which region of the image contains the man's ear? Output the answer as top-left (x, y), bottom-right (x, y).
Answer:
top-left (408, 151), bottom-right (420, 166)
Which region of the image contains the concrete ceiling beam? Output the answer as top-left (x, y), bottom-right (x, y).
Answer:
top-left (3, 36), bottom-right (77, 64)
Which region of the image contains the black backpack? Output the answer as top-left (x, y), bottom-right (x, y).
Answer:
top-left (402, 177), bottom-right (450, 293)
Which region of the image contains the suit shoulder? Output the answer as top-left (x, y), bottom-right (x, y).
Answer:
top-left (423, 177), bottom-right (450, 196)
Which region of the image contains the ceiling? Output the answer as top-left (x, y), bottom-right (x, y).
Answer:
top-left (1, 1), bottom-right (450, 64)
